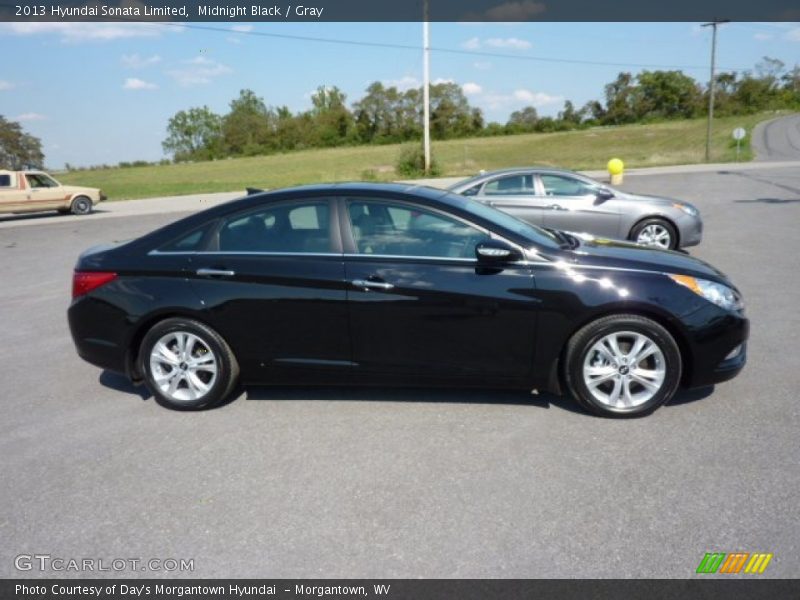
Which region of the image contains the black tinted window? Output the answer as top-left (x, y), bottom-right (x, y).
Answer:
top-left (160, 225), bottom-right (212, 252)
top-left (0, 175), bottom-right (11, 187)
top-left (347, 199), bottom-right (489, 259)
top-left (218, 201), bottom-right (331, 253)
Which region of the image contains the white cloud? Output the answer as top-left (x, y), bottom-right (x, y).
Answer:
top-left (167, 56), bottom-right (232, 86)
top-left (462, 36), bottom-right (531, 50)
top-left (122, 53), bottom-right (161, 69)
top-left (479, 88), bottom-right (563, 110)
top-left (433, 77), bottom-right (455, 85)
top-left (462, 37), bottom-right (481, 50)
top-left (485, 37), bottom-right (532, 50)
top-left (123, 77), bottom-right (158, 90)
top-left (1, 22), bottom-right (164, 42)
top-left (382, 76), bottom-right (420, 91)
top-left (473, 61), bottom-right (492, 70)
top-left (0, 80), bottom-right (15, 91)
top-left (462, 82), bottom-right (483, 96)
top-left (231, 24), bottom-right (254, 33)
top-left (15, 112), bottom-right (47, 121)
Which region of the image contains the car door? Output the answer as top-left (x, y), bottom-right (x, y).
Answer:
top-left (475, 173), bottom-right (548, 227)
top-left (538, 173), bottom-right (621, 238)
top-left (25, 172), bottom-right (66, 210)
top-left (186, 197), bottom-right (351, 382)
top-left (340, 195), bottom-right (538, 383)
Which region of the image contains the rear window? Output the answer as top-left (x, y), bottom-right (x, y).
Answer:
top-left (0, 175), bottom-right (11, 187)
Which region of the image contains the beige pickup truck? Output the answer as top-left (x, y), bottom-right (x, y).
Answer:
top-left (0, 170), bottom-right (106, 216)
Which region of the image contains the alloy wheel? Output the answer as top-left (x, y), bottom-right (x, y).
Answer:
top-left (148, 331), bottom-right (218, 402)
top-left (636, 224), bottom-right (672, 249)
top-left (582, 331), bottom-right (666, 408)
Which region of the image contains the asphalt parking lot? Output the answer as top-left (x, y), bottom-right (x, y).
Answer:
top-left (1, 165), bottom-right (799, 578)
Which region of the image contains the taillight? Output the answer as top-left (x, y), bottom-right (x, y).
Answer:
top-left (72, 271), bottom-right (117, 299)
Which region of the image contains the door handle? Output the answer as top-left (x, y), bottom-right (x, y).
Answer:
top-left (548, 204), bottom-right (567, 211)
top-left (352, 279), bottom-right (394, 290)
top-left (196, 268), bottom-right (235, 277)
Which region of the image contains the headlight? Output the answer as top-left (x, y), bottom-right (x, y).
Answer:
top-left (668, 274), bottom-right (743, 311)
top-left (673, 203), bottom-right (699, 217)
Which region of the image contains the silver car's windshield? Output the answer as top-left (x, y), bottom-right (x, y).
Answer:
top-left (447, 193), bottom-right (561, 249)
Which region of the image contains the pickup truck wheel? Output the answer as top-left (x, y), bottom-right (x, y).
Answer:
top-left (70, 196), bottom-right (93, 215)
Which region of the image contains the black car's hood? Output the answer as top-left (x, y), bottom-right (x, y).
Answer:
top-left (556, 236), bottom-right (730, 284)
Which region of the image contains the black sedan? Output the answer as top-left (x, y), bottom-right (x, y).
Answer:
top-left (68, 183), bottom-right (748, 417)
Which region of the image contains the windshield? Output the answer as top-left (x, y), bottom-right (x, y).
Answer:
top-left (449, 193), bottom-right (561, 249)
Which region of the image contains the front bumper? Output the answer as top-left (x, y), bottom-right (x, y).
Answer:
top-left (683, 311), bottom-right (749, 388)
top-left (676, 213), bottom-right (703, 248)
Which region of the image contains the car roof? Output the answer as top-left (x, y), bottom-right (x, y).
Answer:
top-left (448, 166), bottom-right (592, 189)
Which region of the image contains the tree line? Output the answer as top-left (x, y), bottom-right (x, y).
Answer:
top-left (2, 56), bottom-right (798, 171)
top-left (162, 56), bottom-right (800, 162)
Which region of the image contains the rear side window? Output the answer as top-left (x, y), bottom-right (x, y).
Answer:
top-left (159, 224), bottom-right (214, 252)
top-left (217, 201), bottom-right (331, 253)
top-left (0, 175), bottom-right (11, 187)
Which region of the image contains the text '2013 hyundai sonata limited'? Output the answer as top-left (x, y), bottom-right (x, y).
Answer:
top-left (68, 183), bottom-right (748, 417)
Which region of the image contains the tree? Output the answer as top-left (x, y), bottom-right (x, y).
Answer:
top-left (162, 106), bottom-right (223, 161)
top-left (635, 70), bottom-right (702, 119)
top-left (506, 106), bottom-right (538, 132)
top-left (222, 89), bottom-right (276, 156)
top-left (558, 100), bottom-right (583, 126)
top-left (0, 115), bottom-right (44, 169)
top-left (429, 82), bottom-right (475, 139)
top-left (603, 72), bottom-right (639, 124)
top-left (307, 85), bottom-right (354, 146)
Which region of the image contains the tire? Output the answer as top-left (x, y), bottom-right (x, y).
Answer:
top-left (564, 314), bottom-right (682, 418)
top-left (138, 318), bottom-right (240, 410)
top-left (630, 218), bottom-right (678, 250)
top-left (70, 196), bottom-right (93, 215)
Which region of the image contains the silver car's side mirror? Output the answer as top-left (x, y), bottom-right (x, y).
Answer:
top-left (595, 188), bottom-right (615, 202)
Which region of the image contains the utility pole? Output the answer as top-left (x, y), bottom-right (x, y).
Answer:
top-left (701, 19), bottom-right (729, 162)
top-left (422, 0), bottom-right (431, 174)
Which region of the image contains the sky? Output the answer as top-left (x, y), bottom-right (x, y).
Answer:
top-left (1, 21), bottom-right (799, 168)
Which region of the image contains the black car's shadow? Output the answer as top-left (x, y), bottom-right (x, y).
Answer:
top-left (99, 370), bottom-right (714, 415)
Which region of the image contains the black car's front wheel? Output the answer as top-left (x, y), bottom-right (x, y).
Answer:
top-left (564, 314), bottom-right (682, 417)
top-left (139, 318), bottom-right (239, 410)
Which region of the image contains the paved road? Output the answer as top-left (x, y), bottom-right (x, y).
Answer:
top-left (1, 166), bottom-right (799, 578)
top-left (753, 113), bottom-right (800, 161)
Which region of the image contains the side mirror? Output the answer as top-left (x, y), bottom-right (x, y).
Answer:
top-left (475, 239), bottom-right (522, 263)
top-left (595, 188), bottom-right (614, 202)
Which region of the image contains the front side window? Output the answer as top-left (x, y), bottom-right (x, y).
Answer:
top-left (26, 173), bottom-right (59, 188)
top-left (540, 174), bottom-right (598, 197)
top-left (218, 201), bottom-right (331, 253)
top-left (482, 174), bottom-right (534, 196)
top-left (347, 199), bottom-right (489, 259)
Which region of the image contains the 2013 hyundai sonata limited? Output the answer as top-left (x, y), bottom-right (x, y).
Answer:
top-left (68, 183), bottom-right (747, 417)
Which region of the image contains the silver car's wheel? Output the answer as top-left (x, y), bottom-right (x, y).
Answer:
top-left (149, 331), bottom-right (218, 403)
top-left (582, 330), bottom-right (667, 409)
top-left (636, 223), bottom-right (672, 249)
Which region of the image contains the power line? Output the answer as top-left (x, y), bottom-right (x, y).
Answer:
top-left (146, 21), bottom-right (752, 73)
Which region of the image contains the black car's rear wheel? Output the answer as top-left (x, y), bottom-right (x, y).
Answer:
top-left (139, 318), bottom-right (239, 410)
top-left (631, 218), bottom-right (678, 250)
top-left (564, 314), bottom-right (682, 417)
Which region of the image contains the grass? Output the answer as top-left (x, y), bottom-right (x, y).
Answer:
top-left (58, 112), bottom-right (782, 201)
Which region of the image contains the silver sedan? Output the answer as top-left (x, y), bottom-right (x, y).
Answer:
top-left (447, 168), bottom-right (702, 250)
